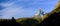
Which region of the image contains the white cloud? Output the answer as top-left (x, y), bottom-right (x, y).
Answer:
top-left (1, 2), bottom-right (33, 18)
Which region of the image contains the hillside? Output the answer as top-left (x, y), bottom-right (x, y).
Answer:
top-left (16, 18), bottom-right (42, 23)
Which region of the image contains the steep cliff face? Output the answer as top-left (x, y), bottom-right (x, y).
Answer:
top-left (43, 0), bottom-right (60, 20)
top-left (39, 0), bottom-right (60, 26)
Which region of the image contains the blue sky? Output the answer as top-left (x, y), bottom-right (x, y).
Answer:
top-left (0, 0), bottom-right (59, 19)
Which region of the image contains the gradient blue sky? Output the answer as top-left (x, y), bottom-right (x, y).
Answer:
top-left (0, 0), bottom-right (59, 19)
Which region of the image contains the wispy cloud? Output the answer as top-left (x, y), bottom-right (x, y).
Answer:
top-left (0, 0), bottom-right (36, 19)
top-left (0, 0), bottom-right (58, 19)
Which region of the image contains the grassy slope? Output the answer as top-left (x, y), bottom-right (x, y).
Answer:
top-left (16, 18), bottom-right (42, 23)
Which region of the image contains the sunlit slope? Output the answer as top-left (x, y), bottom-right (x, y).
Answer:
top-left (16, 18), bottom-right (42, 23)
